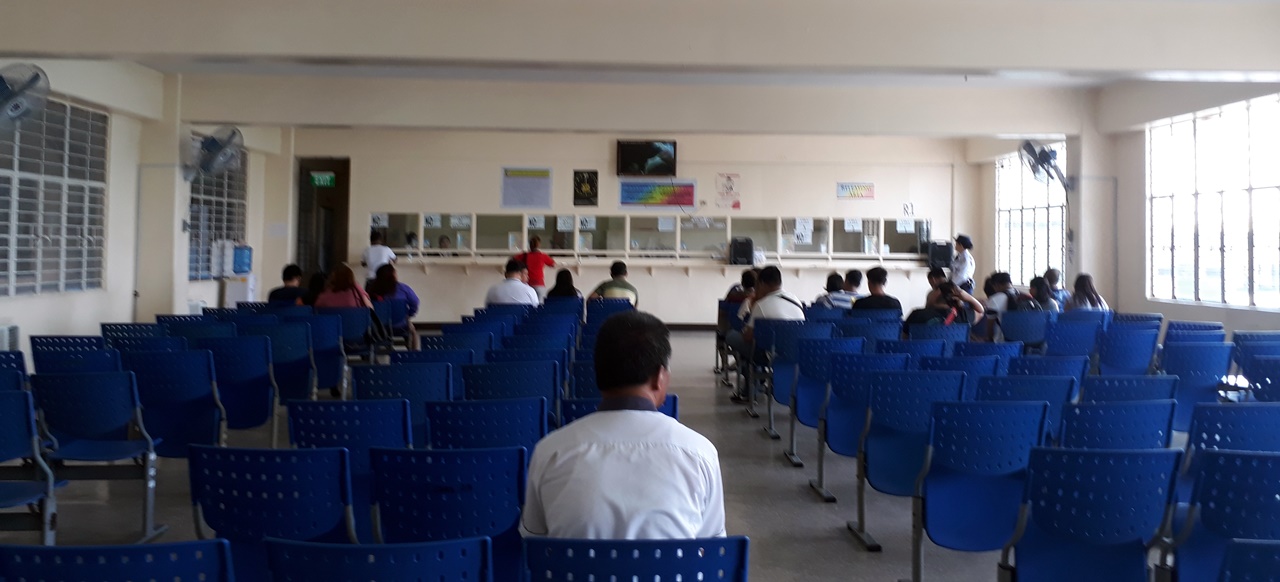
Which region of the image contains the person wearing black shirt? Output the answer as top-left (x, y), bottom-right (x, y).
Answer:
top-left (850, 267), bottom-right (903, 312)
top-left (267, 264), bottom-right (308, 305)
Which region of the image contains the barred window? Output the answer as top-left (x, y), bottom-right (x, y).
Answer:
top-left (995, 143), bottom-right (1069, 287)
top-left (0, 100), bottom-right (108, 296)
top-left (187, 140), bottom-right (247, 280)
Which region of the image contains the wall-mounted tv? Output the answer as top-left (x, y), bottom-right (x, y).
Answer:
top-left (617, 140), bottom-right (677, 176)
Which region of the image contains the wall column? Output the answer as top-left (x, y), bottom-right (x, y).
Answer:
top-left (134, 74), bottom-right (190, 320)
top-left (1066, 89), bottom-right (1120, 305)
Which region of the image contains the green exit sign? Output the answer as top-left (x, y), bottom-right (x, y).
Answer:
top-left (310, 171), bottom-right (336, 188)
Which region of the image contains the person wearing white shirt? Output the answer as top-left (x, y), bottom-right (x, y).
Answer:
top-left (950, 234), bottom-right (976, 293)
top-left (726, 266), bottom-right (805, 403)
top-left (360, 232), bottom-right (397, 281)
top-left (484, 258), bottom-right (540, 306)
top-left (521, 311), bottom-right (725, 540)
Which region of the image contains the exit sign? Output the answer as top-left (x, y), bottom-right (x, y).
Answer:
top-left (310, 171), bottom-right (336, 188)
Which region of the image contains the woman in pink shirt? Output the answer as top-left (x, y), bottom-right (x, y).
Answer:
top-left (313, 264), bottom-right (374, 309)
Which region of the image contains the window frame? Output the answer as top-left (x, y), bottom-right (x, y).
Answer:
top-left (994, 143), bottom-right (1069, 287)
top-left (187, 137), bottom-right (248, 281)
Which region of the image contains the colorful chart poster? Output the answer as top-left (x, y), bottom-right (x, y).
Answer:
top-left (716, 173), bottom-right (741, 209)
top-left (527, 215), bottom-right (546, 230)
top-left (501, 168), bottom-right (553, 209)
top-left (574, 170), bottom-right (599, 207)
top-left (836, 182), bottom-right (875, 200)
top-left (620, 179), bottom-right (696, 207)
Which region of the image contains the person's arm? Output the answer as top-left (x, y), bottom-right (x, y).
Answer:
top-left (519, 452), bottom-right (549, 537)
top-left (402, 284), bottom-right (420, 317)
top-left (358, 288), bottom-right (374, 309)
top-left (958, 288), bottom-right (985, 323)
top-left (926, 289), bottom-right (941, 307)
top-left (698, 451), bottom-right (727, 538)
top-left (588, 283), bottom-right (604, 300)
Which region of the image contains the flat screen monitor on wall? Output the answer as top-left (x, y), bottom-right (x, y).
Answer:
top-left (617, 140), bottom-right (677, 176)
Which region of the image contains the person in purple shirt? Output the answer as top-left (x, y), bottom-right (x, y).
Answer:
top-left (368, 264), bottom-right (421, 350)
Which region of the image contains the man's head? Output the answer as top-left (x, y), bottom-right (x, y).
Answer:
top-left (927, 267), bottom-right (946, 289)
top-left (992, 272), bottom-right (1014, 291)
top-left (610, 261), bottom-right (628, 279)
top-left (370, 232), bottom-right (383, 245)
top-left (844, 269), bottom-right (863, 292)
top-left (757, 266), bottom-right (783, 294)
top-left (281, 264), bottom-right (303, 286)
top-left (867, 267), bottom-right (889, 295)
top-left (505, 258), bottom-right (528, 282)
top-left (740, 269), bottom-right (756, 290)
top-left (594, 310), bottom-right (671, 407)
top-left (1044, 268), bottom-right (1062, 287)
top-left (825, 273), bottom-right (844, 294)
top-left (529, 235), bottom-right (542, 250)
top-left (955, 234), bottom-right (974, 251)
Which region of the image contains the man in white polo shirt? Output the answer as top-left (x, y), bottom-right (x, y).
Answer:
top-left (521, 310), bottom-right (725, 539)
top-left (726, 265), bottom-right (805, 403)
top-left (484, 258), bottom-right (539, 306)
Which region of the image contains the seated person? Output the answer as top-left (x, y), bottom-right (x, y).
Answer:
top-left (521, 311), bottom-right (725, 539)
top-left (1065, 273), bottom-right (1109, 311)
top-left (367, 264), bottom-right (421, 350)
top-left (267, 264), bottom-right (307, 305)
top-left (724, 270), bottom-right (755, 303)
top-left (907, 281), bottom-right (985, 326)
top-left (545, 269), bottom-right (582, 299)
top-left (485, 259), bottom-right (540, 306)
top-left (850, 267), bottom-right (903, 312)
top-left (924, 267), bottom-right (947, 306)
top-left (725, 266), bottom-right (805, 403)
top-left (589, 261), bottom-right (639, 306)
top-left (1029, 276), bottom-right (1062, 313)
top-left (844, 269), bottom-right (865, 299)
top-left (814, 272), bottom-right (855, 309)
top-left (313, 264), bottom-right (373, 308)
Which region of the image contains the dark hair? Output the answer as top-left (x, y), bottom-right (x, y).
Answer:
top-left (759, 266), bottom-right (782, 286)
top-left (992, 272), bottom-right (1013, 287)
top-left (955, 234), bottom-right (973, 250)
top-left (740, 270), bottom-right (756, 289)
top-left (1029, 276), bottom-right (1052, 305)
top-left (529, 235), bottom-right (542, 249)
top-left (1074, 274), bottom-right (1104, 307)
top-left (1044, 268), bottom-right (1062, 286)
top-left (867, 267), bottom-right (888, 287)
top-left (304, 272), bottom-right (327, 306)
top-left (594, 311), bottom-right (671, 391)
top-left (927, 267), bottom-right (946, 280)
top-left (547, 269), bottom-right (579, 298)
top-left (505, 259), bottom-right (527, 275)
top-left (825, 273), bottom-right (844, 293)
top-left (610, 261), bottom-right (628, 278)
top-left (325, 264), bottom-right (359, 293)
top-left (368, 264), bottom-right (399, 298)
top-left (370, 231), bottom-right (383, 244)
top-left (935, 281), bottom-right (962, 308)
top-left (982, 276), bottom-right (996, 297)
top-left (845, 269), bottom-right (863, 288)
top-left (282, 264), bottom-right (303, 282)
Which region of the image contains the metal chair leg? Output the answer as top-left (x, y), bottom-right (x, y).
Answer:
top-left (808, 420), bottom-right (836, 502)
top-left (899, 496), bottom-right (924, 582)
top-left (846, 451), bottom-right (882, 552)
top-left (39, 496), bottom-right (55, 546)
top-left (138, 452), bottom-right (169, 543)
top-left (763, 374), bottom-right (780, 439)
top-left (784, 395), bottom-right (803, 467)
top-left (744, 367), bottom-right (760, 419)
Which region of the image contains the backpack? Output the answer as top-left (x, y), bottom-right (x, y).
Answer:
top-left (1002, 290), bottom-right (1043, 312)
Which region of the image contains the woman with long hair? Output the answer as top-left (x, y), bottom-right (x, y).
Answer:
top-left (545, 269), bottom-right (581, 299)
top-left (368, 264), bottom-right (420, 350)
top-left (313, 264), bottom-right (373, 309)
top-left (1065, 273), bottom-right (1109, 311)
top-left (1028, 276), bottom-right (1061, 312)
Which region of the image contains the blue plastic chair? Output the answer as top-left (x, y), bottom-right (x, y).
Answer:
top-left (766, 322), bottom-right (835, 439)
top-left (267, 305), bottom-right (315, 318)
top-left (266, 537), bottom-right (493, 582)
top-left (202, 307), bottom-right (238, 320)
top-left (0, 369), bottom-right (22, 391)
top-left (1251, 356), bottom-right (1280, 402)
top-left (906, 323), bottom-right (970, 356)
top-left (785, 338), bottom-right (866, 467)
top-left (28, 335), bottom-right (106, 353)
top-left (1008, 355), bottom-right (1090, 384)
top-left (32, 348), bottom-right (121, 375)
top-left (422, 331), bottom-right (495, 354)
top-left (0, 391), bottom-right (62, 545)
top-left (977, 375), bottom-right (1078, 443)
top-left (1079, 375), bottom-right (1178, 402)
top-left (165, 321), bottom-right (237, 342)
top-left (909, 401), bottom-right (1047, 582)
top-left (463, 361), bottom-right (559, 403)
top-left (1173, 450), bottom-right (1280, 582)
top-left (189, 445), bottom-right (355, 580)
top-left (835, 319), bottom-right (902, 352)
top-left (223, 313), bottom-right (280, 327)
top-left (805, 306), bottom-right (846, 321)
top-left (1097, 327), bottom-right (1160, 375)
top-left (195, 336), bottom-right (276, 434)
top-left (999, 311), bottom-right (1052, 346)
top-left (0, 352), bottom-right (26, 378)
top-left (487, 348), bottom-right (569, 391)
top-left (1058, 400), bottom-right (1175, 449)
top-left (847, 370), bottom-right (966, 552)
top-left (540, 297), bottom-right (584, 317)
top-left (954, 341), bottom-right (1024, 375)
top-left (29, 372), bottom-right (164, 541)
top-left (481, 303), bottom-right (536, 319)
top-left (852, 308), bottom-right (903, 322)
top-left (570, 360), bottom-right (597, 399)
top-left (1056, 309), bottom-right (1112, 330)
top-left (370, 447), bottom-right (525, 582)
top-left (1168, 320), bottom-right (1224, 332)
top-left (107, 336), bottom-right (188, 352)
top-left (317, 306), bottom-right (376, 359)
top-left (1113, 312), bottom-right (1164, 325)
top-left (351, 363), bottom-right (452, 447)
top-left (157, 314), bottom-right (216, 324)
top-left (918, 355), bottom-right (1000, 399)
top-left (121, 350), bottom-right (224, 458)
top-left (526, 313), bottom-right (581, 328)
top-left (1217, 539), bottom-right (1280, 582)
top-left (1178, 403), bottom-right (1280, 503)
top-left (998, 448), bottom-right (1182, 582)
top-left (559, 398), bottom-right (600, 425)
top-left (444, 321), bottom-right (508, 340)
top-left (101, 322), bottom-right (166, 340)
top-left (391, 349), bottom-right (474, 396)
top-left (1165, 329), bottom-right (1227, 344)
top-left (0, 540), bottom-right (233, 581)
top-left (586, 298), bottom-right (633, 325)
top-left (425, 397), bottom-right (547, 452)
top-left (241, 322), bottom-right (317, 402)
top-left (236, 301), bottom-right (270, 312)
top-left (1042, 321), bottom-right (1101, 358)
top-left (502, 333), bottom-right (572, 351)
top-left (875, 339), bottom-right (946, 367)
top-left (526, 537), bottom-right (750, 582)
top-left (1162, 342), bottom-right (1234, 431)
top-left (1235, 342), bottom-right (1280, 383)
top-left (516, 323), bottom-right (577, 338)
top-left (284, 314), bottom-right (346, 392)
top-left (810, 352), bottom-right (910, 502)
top-left (372, 298), bottom-right (410, 337)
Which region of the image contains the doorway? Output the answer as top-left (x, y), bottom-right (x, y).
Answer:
top-left (295, 158), bottom-right (350, 279)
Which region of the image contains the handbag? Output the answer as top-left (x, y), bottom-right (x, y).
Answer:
top-left (353, 289), bottom-right (393, 344)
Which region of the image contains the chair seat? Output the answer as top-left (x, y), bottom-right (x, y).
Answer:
top-left (0, 480), bottom-right (65, 508)
top-left (49, 439), bottom-right (156, 462)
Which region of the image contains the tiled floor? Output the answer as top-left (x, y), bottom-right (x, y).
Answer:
top-left (1, 331), bottom-right (997, 581)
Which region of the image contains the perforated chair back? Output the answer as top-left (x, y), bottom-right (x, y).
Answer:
top-left (316, 306), bottom-right (373, 348)
top-left (1166, 329), bottom-right (1227, 344)
top-left (805, 306), bottom-right (846, 321)
top-left (157, 314), bottom-right (216, 324)
top-left (560, 398), bottom-right (599, 425)
top-left (718, 300), bottom-right (745, 333)
top-left (752, 319), bottom-right (806, 355)
top-left (1059, 400), bottom-right (1175, 449)
top-left (863, 371), bottom-right (966, 496)
top-left (0, 369), bottom-right (23, 392)
top-left (266, 537), bottom-right (493, 582)
top-left (29, 335), bottom-right (106, 353)
top-left (0, 390), bottom-right (38, 462)
top-left (481, 303), bottom-right (535, 319)
top-left (1080, 375), bottom-right (1178, 402)
top-left (586, 299), bottom-right (634, 324)
top-left (241, 322), bottom-right (316, 402)
top-left (425, 397), bottom-right (548, 452)
top-left (224, 313), bottom-right (280, 326)
top-left (1178, 450), bottom-right (1280, 582)
top-left (1008, 355), bottom-right (1090, 384)
top-left (1162, 342), bottom-right (1234, 431)
top-left (372, 298), bottom-right (409, 329)
top-left (1056, 309), bottom-right (1112, 330)
top-left (284, 314), bottom-right (346, 391)
top-left (1007, 448), bottom-right (1181, 582)
top-left (0, 352), bottom-right (25, 377)
top-left (1217, 540), bottom-right (1280, 582)
top-left (976, 375), bottom-right (1077, 443)
top-left (1168, 320), bottom-right (1224, 332)
top-left (541, 297), bottom-right (584, 317)
top-left (999, 311), bottom-right (1052, 345)
top-left (267, 305), bottom-right (315, 318)
top-left (101, 323), bottom-right (166, 340)
top-left (237, 302), bottom-right (270, 312)
top-left (771, 323), bottom-right (836, 406)
top-left (874, 339), bottom-right (947, 364)
top-left (370, 447), bottom-right (525, 581)
top-left (1252, 356), bottom-right (1280, 402)
top-left (823, 353), bottom-right (911, 457)
top-left (444, 321), bottom-right (507, 339)
top-left (525, 537), bottom-right (750, 582)
top-left (30, 372), bottom-right (140, 443)
top-left (1181, 403), bottom-right (1280, 503)
top-left (121, 350), bottom-right (222, 458)
top-left (1113, 312), bottom-right (1164, 325)
top-left (203, 307), bottom-right (238, 320)
top-left (1043, 321), bottom-right (1102, 357)
top-left (287, 400), bottom-right (413, 474)
top-left (0, 540), bottom-right (234, 582)
top-left (1235, 342), bottom-right (1280, 383)
top-left (463, 361), bottom-right (559, 403)
top-left (516, 323), bottom-right (577, 339)
top-left (571, 360), bottom-right (598, 399)
top-left (32, 348), bottom-right (121, 375)
top-left (906, 323), bottom-right (970, 355)
top-left (921, 401), bottom-right (1047, 552)
top-left (107, 336), bottom-right (188, 352)
top-left (195, 336), bottom-right (275, 430)
top-left (486, 348), bottom-right (568, 389)
top-left (391, 349), bottom-right (473, 396)
top-left (918, 355), bottom-right (1000, 399)
top-left (165, 321), bottom-right (237, 341)
top-left (502, 334), bottom-right (572, 351)
top-left (1097, 327), bottom-right (1160, 375)
top-left (422, 331), bottom-right (495, 354)
top-left (351, 363), bottom-right (452, 447)
top-left (835, 319), bottom-right (902, 351)
top-left (853, 308), bottom-right (903, 322)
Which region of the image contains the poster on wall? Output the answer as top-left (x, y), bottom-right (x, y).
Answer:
top-left (527, 215), bottom-right (546, 230)
top-left (620, 178), bottom-right (696, 208)
top-left (501, 168), bottom-right (553, 209)
top-left (716, 173), bottom-right (742, 209)
top-left (370, 213), bottom-right (389, 228)
top-left (423, 214), bottom-right (442, 229)
top-left (556, 216), bottom-right (575, 232)
top-left (573, 170), bottom-right (599, 207)
top-left (836, 182), bottom-right (875, 200)
top-left (449, 214), bottom-right (472, 229)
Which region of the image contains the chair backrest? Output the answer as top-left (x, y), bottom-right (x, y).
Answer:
top-left (863, 371), bottom-right (966, 496)
top-left (0, 351), bottom-right (26, 377)
top-left (752, 319), bottom-right (806, 354)
top-left (1058, 400), bottom-right (1176, 449)
top-left (796, 338), bottom-right (866, 381)
top-left (29, 335), bottom-right (106, 353)
top-left (481, 303), bottom-right (536, 319)
top-left (0, 540), bottom-right (234, 582)
top-left (571, 360), bottom-right (597, 399)
top-left (1235, 342), bottom-right (1280, 381)
top-left (1056, 309), bottom-right (1112, 330)
top-left (203, 307), bottom-right (239, 320)
top-left (835, 319), bottom-right (902, 348)
top-left (370, 446), bottom-right (525, 542)
top-left (1186, 403), bottom-right (1280, 457)
top-left (351, 363), bottom-right (453, 447)
top-left (1042, 321), bottom-right (1102, 357)
top-left (267, 305), bottom-right (316, 318)
top-left (586, 298), bottom-right (634, 323)
top-left (560, 398), bottom-right (599, 425)
top-left (1163, 342), bottom-right (1234, 431)
top-left (976, 375), bottom-right (1077, 441)
top-left (0, 391), bottom-right (38, 463)
top-left (1079, 375), bottom-right (1178, 402)
top-left (1096, 327), bottom-right (1160, 375)
top-left (237, 301), bottom-right (271, 312)
top-left (1113, 312), bottom-right (1164, 324)
top-left (804, 306), bottom-right (846, 321)
top-left (422, 332), bottom-right (495, 354)
top-left (774, 322), bottom-right (836, 362)
top-left (372, 298), bottom-right (409, 327)
top-left (1008, 355), bottom-right (1090, 383)
top-left (30, 371), bottom-right (140, 442)
top-left (905, 323), bottom-right (970, 354)
top-left (830, 353), bottom-right (911, 398)
top-left (1250, 356), bottom-right (1280, 402)
top-left (424, 397), bottom-right (548, 452)
top-left (515, 322), bottom-right (577, 338)
top-left (540, 298), bottom-right (585, 317)
top-left (463, 361), bottom-right (559, 402)
top-left (241, 322), bottom-right (315, 401)
top-left (443, 321), bottom-right (507, 339)
top-left (195, 336), bottom-right (275, 430)
top-left (266, 538), bottom-right (493, 582)
top-left (1165, 329), bottom-right (1228, 344)
top-left (1179, 450), bottom-right (1280, 582)
top-left (875, 339), bottom-right (947, 361)
top-left (492, 341), bottom-right (569, 364)
top-left (999, 311), bottom-right (1052, 345)
top-left (288, 400), bottom-right (413, 474)
top-left (225, 313), bottom-right (280, 326)
top-left (32, 348), bottom-right (121, 375)
top-left (157, 314), bottom-right (216, 324)
top-left (525, 537), bottom-right (750, 582)
top-left (101, 322), bottom-right (167, 340)
top-left (1168, 320), bottom-right (1224, 332)
top-left (106, 336), bottom-right (188, 352)
top-left (316, 307), bottom-right (372, 344)
top-left (854, 308), bottom-right (903, 322)
top-left (1217, 540), bottom-right (1280, 582)
top-left (284, 314), bottom-right (344, 352)
top-left (121, 349), bottom-right (217, 406)
top-left (918, 355), bottom-right (1000, 399)
top-left (165, 321), bottom-right (238, 341)
top-left (0, 369), bottom-right (23, 391)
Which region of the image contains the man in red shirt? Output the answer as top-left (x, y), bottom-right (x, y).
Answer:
top-left (517, 236), bottom-right (556, 301)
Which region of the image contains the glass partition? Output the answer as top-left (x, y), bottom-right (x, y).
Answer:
top-left (527, 214), bottom-right (576, 255)
top-left (679, 216), bottom-right (728, 259)
top-left (883, 219), bottom-right (931, 255)
top-left (371, 213), bottom-right (420, 250)
top-left (781, 217), bottom-right (830, 256)
top-left (475, 214), bottom-right (525, 254)
top-left (629, 216), bottom-right (678, 258)
top-left (730, 218), bottom-right (777, 256)
top-left (578, 215), bottom-right (626, 257)
top-left (422, 213), bottom-right (472, 255)
top-left (832, 218), bottom-right (880, 256)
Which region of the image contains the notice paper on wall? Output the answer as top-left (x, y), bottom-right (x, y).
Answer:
top-left (795, 230), bottom-right (813, 245)
top-left (556, 216), bottom-right (575, 232)
top-left (836, 182), bottom-right (875, 200)
top-left (896, 220), bottom-right (915, 234)
top-left (795, 217), bottom-right (814, 234)
top-left (843, 218), bottom-right (863, 233)
top-left (502, 168), bottom-right (553, 209)
top-left (449, 214), bottom-right (472, 229)
top-left (370, 213), bottom-right (389, 228)
top-left (423, 214), bottom-right (442, 229)
top-left (579, 216), bottom-right (597, 231)
top-left (658, 217), bottom-right (677, 232)
top-left (716, 173), bottom-right (742, 209)
top-left (527, 215), bottom-right (546, 230)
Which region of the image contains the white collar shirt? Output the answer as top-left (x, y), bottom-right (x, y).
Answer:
top-left (520, 408), bottom-right (726, 540)
top-left (485, 278), bottom-right (540, 306)
top-left (950, 249), bottom-right (974, 285)
top-left (746, 289), bottom-right (806, 329)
